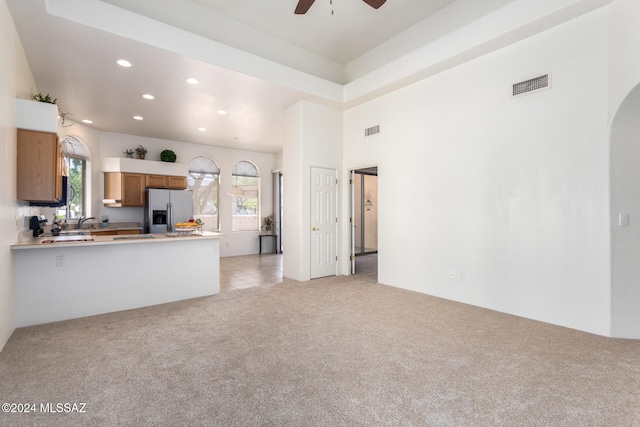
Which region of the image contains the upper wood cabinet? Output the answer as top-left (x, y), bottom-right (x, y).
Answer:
top-left (167, 175), bottom-right (187, 189)
top-left (16, 129), bottom-right (63, 203)
top-left (145, 174), bottom-right (167, 188)
top-left (104, 172), bottom-right (145, 207)
top-left (146, 174), bottom-right (187, 190)
top-left (105, 173), bottom-right (187, 207)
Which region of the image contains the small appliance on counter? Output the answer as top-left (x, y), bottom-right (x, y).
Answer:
top-left (29, 215), bottom-right (47, 237)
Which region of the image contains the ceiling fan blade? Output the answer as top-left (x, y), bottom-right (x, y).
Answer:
top-left (295, 0), bottom-right (316, 14)
top-left (362, 0), bottom-right (386, 9)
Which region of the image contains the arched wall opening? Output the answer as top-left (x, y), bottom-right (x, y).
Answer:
top-left (610, 82), bottom-right (640, 338)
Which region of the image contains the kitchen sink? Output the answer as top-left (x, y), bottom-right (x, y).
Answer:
top-left (57, 230), bottom-right (92, 236)
top-left (42, 236), bottom-right (95, 244)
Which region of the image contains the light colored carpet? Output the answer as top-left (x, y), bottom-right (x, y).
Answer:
top-left (1, 261), bottom-right (640, 426)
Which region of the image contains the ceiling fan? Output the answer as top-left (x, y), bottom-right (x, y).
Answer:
top-left (294, 0), bottom-right (387, 14)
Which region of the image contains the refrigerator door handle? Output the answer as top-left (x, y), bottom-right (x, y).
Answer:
top-left (167, 202), bottom-right (173, 232)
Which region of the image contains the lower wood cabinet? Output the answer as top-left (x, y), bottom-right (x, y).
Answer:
top-left (91, 229), bottom-right (141, 236)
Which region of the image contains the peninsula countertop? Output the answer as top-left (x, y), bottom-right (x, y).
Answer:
top-left (13, 230), bottom-right (224, 327)
top-left (11, 231), bottom-right (224, 250)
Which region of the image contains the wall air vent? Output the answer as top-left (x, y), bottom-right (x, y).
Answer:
top-left (364, 125), bottom-right (380, 137)
top-left (512, 74), bottom-right (550, 96)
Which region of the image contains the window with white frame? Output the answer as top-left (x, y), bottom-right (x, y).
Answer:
top-left (188, 156), bottom-right (220, 231)
top-left (59, 135), bottom-right (90, 219)
top-left (231, 161), bottom-right (259, 231)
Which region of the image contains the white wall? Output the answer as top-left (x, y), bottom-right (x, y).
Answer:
top-left (96, 131), bottom-right (275, 257)
top-left (608, 0), bottom-right (640, 338)
top-left (283, 101), bottom-right (343, 281)
top-left (343, 9), bottom-right (611, 336)
top-left (0, 0), bottom-right (38, 351)
top-left (608, 0), bottom-right (640, 121)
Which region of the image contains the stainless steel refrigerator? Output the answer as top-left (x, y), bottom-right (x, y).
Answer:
top-left (144, 188), bottom-right (194, 233)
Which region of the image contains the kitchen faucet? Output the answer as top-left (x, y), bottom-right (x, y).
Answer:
top-left (78, 216), bottom-right (95, 229)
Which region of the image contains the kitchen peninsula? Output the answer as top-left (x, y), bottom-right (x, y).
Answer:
top-left (12, 232), bottom-right (223, 327)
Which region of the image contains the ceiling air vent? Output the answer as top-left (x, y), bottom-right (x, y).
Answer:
top-left (512, 74), bottom-right (550, 96)
top-left (364, 125), bottom-right (380, 137)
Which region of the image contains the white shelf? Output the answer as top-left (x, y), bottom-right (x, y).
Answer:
top-left (101, 157), bottom-right (188, 176)
top-left (16, 99), bottom-right (58, 133)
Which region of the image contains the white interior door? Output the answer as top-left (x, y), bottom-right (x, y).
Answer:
top-left (310, 167), bottom-right (337, 279)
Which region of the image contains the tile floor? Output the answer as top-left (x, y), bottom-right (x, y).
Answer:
top-left (219, 252), bottom-right (378, 293)
top-left (220, 253), bottom-right (284, 292)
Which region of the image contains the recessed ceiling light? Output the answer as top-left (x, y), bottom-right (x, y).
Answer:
top-left (217, 110), bottom-right (227, 115)
top-left (116, 59), bottom-right (132, 67)
top-left (133, 115), bottom-right (144, 121)
top-left (142, 94), bottom-right (155, 100)
top-left (82, 119), bottom-right (93, 124)
top-left (198, 127), bottom-right (207, 131)
top-left (186, 77), bottom-right (199, 85)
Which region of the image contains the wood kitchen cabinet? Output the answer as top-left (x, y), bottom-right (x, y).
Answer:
top-left (104, 172), bottom-right (145, 207)
top-left (104, 172), bottom-right (187, 207)
top-left (90, 229), bottom-right (141, 236)
top-left (167, 175), bottom-right (187, 189)
top-left (146, 174), bottom-right (187, 190)
top-left (145, 174), bottom-right (167, 188)
top-left (16, 129), bottom-right (64, 203)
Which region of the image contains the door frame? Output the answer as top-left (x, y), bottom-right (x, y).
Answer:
top-left (349, 165), bottom-right (378, 275)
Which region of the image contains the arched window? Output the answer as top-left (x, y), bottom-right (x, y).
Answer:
top-left (231, 161), bottom-right (259, 231)
top-left (60, 135), bottom-right (90, 219)
top-left (188, 156), bottom-right (220, 231)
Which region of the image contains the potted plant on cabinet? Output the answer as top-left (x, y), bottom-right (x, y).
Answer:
top-left (160, 149), bottom-right (177, 162)
top-left (135, 145), bottom-right (147, 160)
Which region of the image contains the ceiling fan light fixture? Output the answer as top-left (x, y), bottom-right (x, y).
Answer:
top-left (294, 0), bottom-right (386, 14)
top-left (294, 0), bottom-right (316, 14)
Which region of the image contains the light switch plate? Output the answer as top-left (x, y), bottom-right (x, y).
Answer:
top-left (619, 213), bottom-right (630, 227)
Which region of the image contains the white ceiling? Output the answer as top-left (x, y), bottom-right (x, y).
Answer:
top-left (7, 0), bottom-right (518, 153)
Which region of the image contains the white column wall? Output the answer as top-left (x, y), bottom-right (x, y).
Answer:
top-left (610, 85), bottom-right (640, 338)
top-left (0, 0), bottom-right (37, 352)
top-left (283, 101), bottom-right (342, 282)
top-left (608, 0), bottom-right (640, 338)
top-left (343, 9), bottom-right (611, 336)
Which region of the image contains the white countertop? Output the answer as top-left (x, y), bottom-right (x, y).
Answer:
top-left (11, 231), bottom-right (224, 250)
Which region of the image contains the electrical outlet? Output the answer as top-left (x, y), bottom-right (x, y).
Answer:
top-left (459, 272), bottom-right (466, 282)
top-left (56, 255), bottom-right (65, 267)
top-left (450, 270), bottom-right (456, 280)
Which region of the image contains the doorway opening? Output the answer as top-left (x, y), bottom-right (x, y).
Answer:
top-left (276, 171), bottom-right (283, 253)
top-left (350, 166), bottom-right (378, 277)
